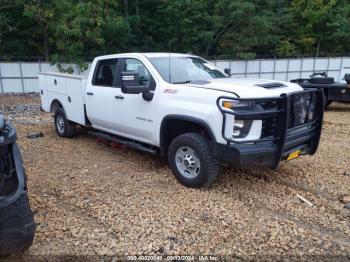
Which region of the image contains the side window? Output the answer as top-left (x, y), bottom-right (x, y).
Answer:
top-left (92, 59), bottom-right (117, 87)
top-left (123, 59), bottom-right (150, 86)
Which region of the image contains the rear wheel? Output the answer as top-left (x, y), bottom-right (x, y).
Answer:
top-left (54, 108), bottom-right (76, 138)
top-left (168, 133), bottom-right (219, 188)
top-left (0, 193), bottom-right (35, 256)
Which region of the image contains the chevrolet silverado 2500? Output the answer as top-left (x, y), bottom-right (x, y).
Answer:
top-left (39, 53), bottom-right (323, 187)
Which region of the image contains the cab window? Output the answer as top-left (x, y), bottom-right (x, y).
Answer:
top-left (92, 59), bottom-right (118, 87)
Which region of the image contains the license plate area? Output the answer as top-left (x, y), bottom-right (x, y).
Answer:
top-left (287, 149), bottom-right (301, 161)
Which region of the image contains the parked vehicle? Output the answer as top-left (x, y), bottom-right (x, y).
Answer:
top-left (0, 113), bottom-right (35, 256)
top-left (39, 53), bottom-right (324, 188)
top-left (291, 72), bottom-right (350, 108)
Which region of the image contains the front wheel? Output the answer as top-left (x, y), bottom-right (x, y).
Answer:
top-left (168, 133), bottom-right (219, 188)
top-left (54, 108), bottom-right (76, 138)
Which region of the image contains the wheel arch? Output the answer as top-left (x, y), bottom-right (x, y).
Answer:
top-left (50, 99), bottom-right (65, 114)
top-left (159, 115), bottom-right (215, 156)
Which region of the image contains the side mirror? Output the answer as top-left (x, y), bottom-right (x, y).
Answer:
top-left (121, 72), bottom-right (150, 94)
top-left (224, 68), bottom-right (231, 76)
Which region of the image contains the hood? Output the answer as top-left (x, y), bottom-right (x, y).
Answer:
top-left (185, 77), bottom-right (303, 98)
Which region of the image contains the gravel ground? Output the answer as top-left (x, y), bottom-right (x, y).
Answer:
top-left (1, 94), bottom-right (350, 259)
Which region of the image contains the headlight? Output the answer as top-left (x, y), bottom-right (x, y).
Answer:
top-left (218, 98), bottom-right (254, 139)
top-left (231, 119), bottom-right (253, 138)
top-left (293, 93), bottom-right (315, 125)
top-left (218, 98), bottom-right (253, 113)
top-left (307, 99), bottom-right (315, 121)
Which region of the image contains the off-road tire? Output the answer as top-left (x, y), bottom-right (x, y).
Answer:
top-left (168, 133), bottom-right (219, 188)
top-left (0, 193), bottom-right (35, 256)
top-left (54, 108), bottom-right (76, 138)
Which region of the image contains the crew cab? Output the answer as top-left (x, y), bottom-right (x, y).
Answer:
top-left (39, 53), bottom-right (324, 187)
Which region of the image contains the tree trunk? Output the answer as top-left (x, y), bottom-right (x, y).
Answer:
top-left (135, 0), bottom-right (139, 16)
top-left (316, 41), bottom-right (320, 58)
top-left (205, 22), bottom-right (232, 56)
top-left (124, 0), bottom-right (128, 16)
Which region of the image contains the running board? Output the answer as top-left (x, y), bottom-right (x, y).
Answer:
top-left (88, 130), bottom-right (159, 155)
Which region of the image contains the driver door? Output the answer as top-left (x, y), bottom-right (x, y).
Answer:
top-left (113, 58), bottom-right (158, 144)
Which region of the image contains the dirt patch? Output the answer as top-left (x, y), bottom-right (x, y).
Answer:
top-left (2, 95), bottom-right (350, 257)
top-left (0, 93), bottom-right (40, 106)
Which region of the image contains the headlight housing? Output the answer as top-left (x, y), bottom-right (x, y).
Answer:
top-left (218, 98), bottom-right (253, 113)
top-left (290, 93), bottom-right (315, 127)
top-left (218, 98), bottom-right (255, 139)
top-left (231, 119), bottom-right (253, 138)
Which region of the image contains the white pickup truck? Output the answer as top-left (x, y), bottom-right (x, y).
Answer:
top-left (39, 53), bottom-right (323, 187)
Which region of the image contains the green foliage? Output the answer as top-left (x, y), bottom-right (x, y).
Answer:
top-left (0, 0), bottom-right (349, 64)
top-left (56, 64), bottom-right (74, 74)
top-left (276, 40), bottom-right (297, 57)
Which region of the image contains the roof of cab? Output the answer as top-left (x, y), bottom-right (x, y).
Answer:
top-left (95, 52), bottom-right (198, 60)
top-left (142, 52), bottom-right (197, 58)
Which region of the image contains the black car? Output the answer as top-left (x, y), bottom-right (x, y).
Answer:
top-left (291, 72), bottom-right (350, 108)
top-left (0, 113), bottom-right (35, 256)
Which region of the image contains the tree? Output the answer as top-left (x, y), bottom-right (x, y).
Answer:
top-left (0, 0), bottom-right (42, 59)
top-left (24, 0), bottom-right (54, 60)
top-left (1, 0), bottom-right (350, 62)
top-left (0, 1), bottom-right (21, 31)
top-left (289, 0), bottom-right (338, 56)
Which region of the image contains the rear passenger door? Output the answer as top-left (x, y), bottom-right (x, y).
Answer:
top-left (85, 58), bottom-right (120, 131)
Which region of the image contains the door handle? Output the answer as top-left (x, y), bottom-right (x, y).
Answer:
top-left (115, 95), bottom-right (124, 100)
top-left (86, 92), bottom-right (94, 96)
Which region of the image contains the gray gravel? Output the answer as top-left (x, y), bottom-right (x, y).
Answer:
top-left (2, 94), bottom-right (350, 258)
top-left (0, 94), bottom-right (51, 125)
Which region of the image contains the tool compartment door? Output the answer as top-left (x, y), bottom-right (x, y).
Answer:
top-left (64, 76), bottom-right (87, 125)
top-left (38, 74), bottom-right (49, 111)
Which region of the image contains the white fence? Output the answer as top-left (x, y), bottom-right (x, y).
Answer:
top-left (0, 57), bottom-right (349, 94)
top-left (213, 57), bottom-right (350, 82)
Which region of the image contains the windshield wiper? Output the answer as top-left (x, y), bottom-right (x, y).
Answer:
top-left (172, 80), bottom-right (192, 84)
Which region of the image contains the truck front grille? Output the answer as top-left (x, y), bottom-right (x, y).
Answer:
top-left (288, 92), bottom-right (316, 128)
top-left (259, 100), bottom-right (278, 139)
top-left (260, 93), bottom-right (316, 139)
top-left (261, 118), bottom-right (277, 138)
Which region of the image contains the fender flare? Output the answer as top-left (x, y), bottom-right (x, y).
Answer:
top-left (159, 114), bottom-right (215, 156)
top-left (50, 99), bottom-right (65, 114)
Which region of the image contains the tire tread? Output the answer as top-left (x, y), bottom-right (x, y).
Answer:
top-left (168, 132), bottom-right (219, 187)
top-left (54, 108), bottom-right (76, 138)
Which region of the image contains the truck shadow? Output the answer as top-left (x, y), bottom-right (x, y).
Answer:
top-left (326, 102), bottom-right (350, 112)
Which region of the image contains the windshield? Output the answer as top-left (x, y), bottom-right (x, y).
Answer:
top-left (148, 56), bottom-right (228, 84)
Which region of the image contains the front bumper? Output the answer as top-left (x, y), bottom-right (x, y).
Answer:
top-left (213, 89), bottom-right (324, 169)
